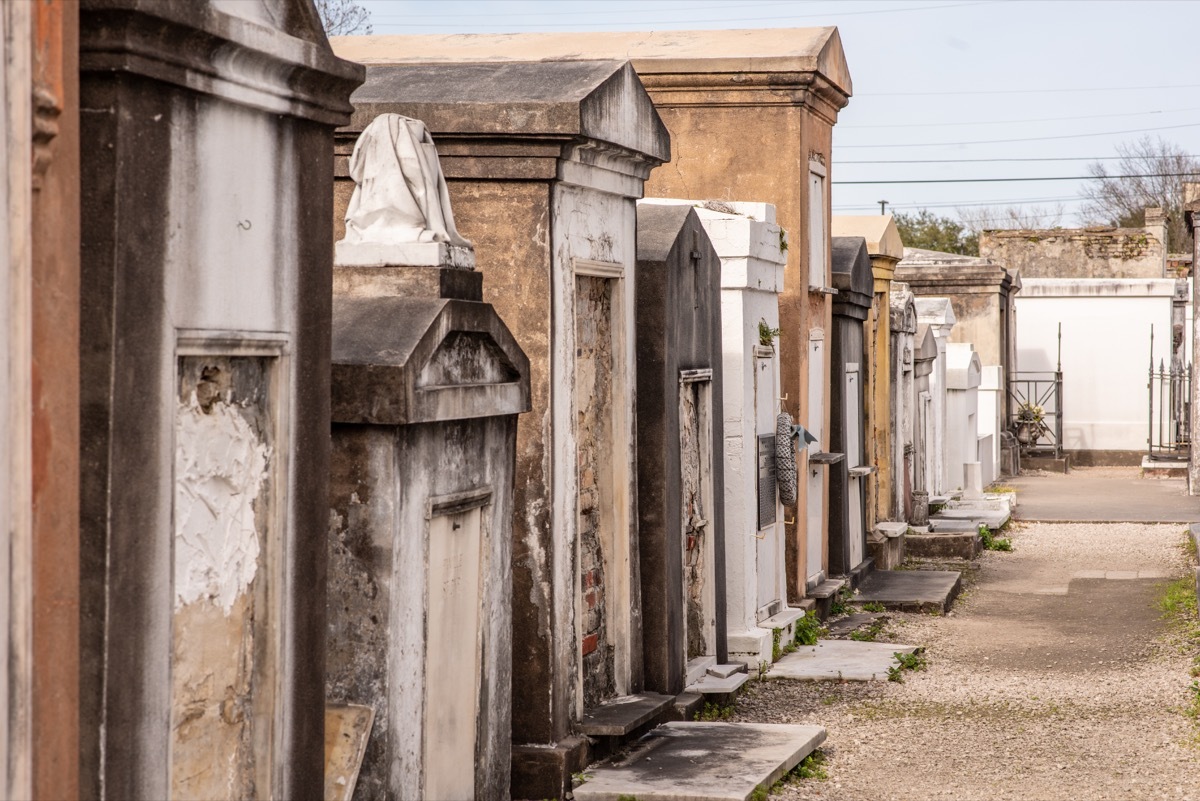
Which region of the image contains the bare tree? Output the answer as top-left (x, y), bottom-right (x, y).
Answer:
top-left (314, 0), bottom-right (373, 36)
top-left (956, 203), bottom-right (1066, 236)
top-left (1080, 136), bottom-right (1200, 252)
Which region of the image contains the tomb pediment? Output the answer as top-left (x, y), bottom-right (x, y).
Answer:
top-left (332, 295), bottom-right (530, 425)
top-left (946, 343), bottom-right (982, 390)
top-left (831, 236), bottom-right (873, 318)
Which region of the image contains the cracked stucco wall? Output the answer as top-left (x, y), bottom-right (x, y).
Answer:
top-left (171, 357), bottom-right (271, 801)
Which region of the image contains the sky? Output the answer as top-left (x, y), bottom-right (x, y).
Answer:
top-left (352, 0), bottom-right (1200, 230)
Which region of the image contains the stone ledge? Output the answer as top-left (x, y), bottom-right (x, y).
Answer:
top-left (580, 693), bottom-right (675, 737)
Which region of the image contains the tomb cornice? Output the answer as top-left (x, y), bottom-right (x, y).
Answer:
top-left (79, 0), bottom-right (363, 126)
top-left (640, 72), bottom-right (848, 124)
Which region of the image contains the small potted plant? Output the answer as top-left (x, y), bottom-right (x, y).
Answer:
top-left (1015, 401), bottom-right (1044, 445)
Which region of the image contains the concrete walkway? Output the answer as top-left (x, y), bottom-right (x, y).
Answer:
top-left (726, 468), bottom-right (1200, 800)
top-left (1007, 466), bottom-right (1200, 522)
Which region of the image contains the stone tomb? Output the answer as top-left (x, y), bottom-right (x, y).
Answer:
top-left (897, 247), bottom-right (1021, 478)
top-left (330, 59), bottom-right (671, 799)
top-left (332, 25), bottom-right (856, 608)
top-left (77, 3), bottom-right (362, 798)
top-left (832, 216), bottom-right (905, 529)
top-left (889, 284), bottom-right (918, 521)
top-left (679, 200), bottom-right (804, 668)
top-left (946, 343), bottom-right (984, 495)
top-left (911, 325), bottom-right (939, 517)
top-left (324, 115), bottom-right (530, 800)
top-left (829, 238), bottom-right (874, 580)
top-left (915, 298), bottom-right (958, 498)
top-left (633, 203), bottom-right (729, 696)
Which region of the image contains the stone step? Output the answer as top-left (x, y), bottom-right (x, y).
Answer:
top-left (808, 578), bottom-right (846, 599)
top-left (573, 722), bottom-right (826, 801)
top-left (932, 508), bottom-right (1010, 528)
top-left (767, 639), bottom-right (921, 682)
top-left (685, 671), bottom-right (749, 696)
top-left (580, 692), bottom-right (675, 737)
top-left (685, 655), bottom-right (717, 686)
top-left (707, 662), bottom-right (747, 679)
top-left (905, 530), bottom-right (982, 560)
top-left (849, 568), bottom-right (962, 614)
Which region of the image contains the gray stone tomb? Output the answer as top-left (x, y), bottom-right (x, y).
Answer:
top-left (77, 2), bottom-right (362, 797)
top-left (633, 202), bottom-right (729, 698)
top-left (829, 237), bottom-right (874, 579)
top-left (324, 113), bottom-right (531, 801)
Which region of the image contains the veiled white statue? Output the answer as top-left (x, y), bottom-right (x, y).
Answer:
top-left (337, 114), bottom-right (473, 267)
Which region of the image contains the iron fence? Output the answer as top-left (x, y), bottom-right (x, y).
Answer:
top-left (1008, 371), bottom-right (1063, 459)
top-left (1148, 359), bottom-right (1191, 461)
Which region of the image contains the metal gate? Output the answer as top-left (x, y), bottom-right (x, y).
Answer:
top-left (1148, 353), bottom-right (1190, 461)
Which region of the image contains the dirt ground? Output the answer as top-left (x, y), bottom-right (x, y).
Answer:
top-left (733, 519), bottom-right (1200, 801)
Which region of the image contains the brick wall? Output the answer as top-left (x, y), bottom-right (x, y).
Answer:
top-left (576, 276), bottom-right (615, 709)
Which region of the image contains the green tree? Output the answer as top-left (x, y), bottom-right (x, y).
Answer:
top-left (894, 209), bottom-right (979, 256)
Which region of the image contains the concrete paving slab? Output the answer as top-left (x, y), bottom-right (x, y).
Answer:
top-left (928, 518), bottom-right (983, 533)
top-left (766, 640), bottom-right (920, 682)
top-left (1008, 468), bottom-right (1200, 522)
top-left (852, 569), bottom-right (962, 614)
top-left (572, 722), bottom-right (826, 801)
top-left (933, 508), bottom-right (1010, 527)
top-left (824, 612), bottom-right (886, 638)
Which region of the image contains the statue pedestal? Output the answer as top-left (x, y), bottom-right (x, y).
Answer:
top-left (335, 240), bottom-right (475, 270)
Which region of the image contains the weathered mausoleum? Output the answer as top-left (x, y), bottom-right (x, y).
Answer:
top-left (633, 202), bottom-right (729, 697)
top-left (330, 57), bottom-right (671, 799)
top-left (78, 2), bottom-right (362, 798)
top-left (325, 114), bottom-right (530, 800)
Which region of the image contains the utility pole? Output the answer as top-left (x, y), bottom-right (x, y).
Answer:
top-left (878, 199), bottom-right (889, 215)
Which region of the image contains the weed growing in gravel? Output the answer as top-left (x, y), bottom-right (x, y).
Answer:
top-left (793, 613), bottom-right (825, 646)
top-left (1156, 572), bottom-right (1200, 742)
top-left (888, 649), bottom-right (928, 682)
top-left (695, 701), bottom-right (735, 721)
top-left (830, 586), bottom-right (854, 616)
top-left (862, 601), bottom-right (886, 612)
top-left (850, 618), bottom-right (888, 642)
top-left (752, 750), bottom-right (829, 798)
top-left (1158, 576), bottom-right (1198, 622)
top-left (977, 523), bottom-right (1013, 551)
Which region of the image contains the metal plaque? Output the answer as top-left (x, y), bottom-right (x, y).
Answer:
top-left (757, 434), bottom-right (777, 529)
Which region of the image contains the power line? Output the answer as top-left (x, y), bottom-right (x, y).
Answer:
top-left (370, 0), bottom-right (800, 18)
top-left (370, 0), bottom-right (990, 27)
top-left (834, 171), bottom-right (1200, 185)
top-left (856, 82), bottom-right (1200, 97)
top-left (837, 155), bottom-right (1200, 165)
top-left (838, 107), bottom-right (1200, 130)
top-left (839, 121), bottom-right (1200, 148)
top-left (833, 195), bottom-right (1086, 211)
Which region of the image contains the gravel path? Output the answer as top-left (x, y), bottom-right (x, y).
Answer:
top-left (733, 521), bottom-right (1200, 801)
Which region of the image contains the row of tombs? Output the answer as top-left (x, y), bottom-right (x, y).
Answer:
top-left (322, 53), bottom-right (1018, 800)
top-left (6, 6), bottom-right (1024, 801)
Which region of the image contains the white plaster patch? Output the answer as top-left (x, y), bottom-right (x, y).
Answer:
top-left (174, 393), bottom-right (270, 613)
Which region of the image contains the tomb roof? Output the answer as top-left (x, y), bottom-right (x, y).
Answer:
top-left (832, 215), bottom-right (904, 262)
top-left (346, 60), bottom-right (670, 164)
top-left (332, 27), bottom-right (851, 97)
top-left (831, 236), bottom-right (873, 314)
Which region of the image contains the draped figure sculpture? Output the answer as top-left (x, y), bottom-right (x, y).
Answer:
top-left (338, 113), bottom-right (472, 264)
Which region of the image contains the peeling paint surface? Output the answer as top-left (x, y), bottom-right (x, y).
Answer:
top-left (171, 356), bottom-right (273, 801)
top-left (174, 394), bottom-right (269, 613)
